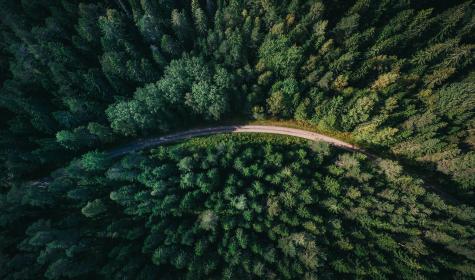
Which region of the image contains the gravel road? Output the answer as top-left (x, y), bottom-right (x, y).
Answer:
top-left (106, 125), bottom-right (459, 203)
top-left (108, 125), bottom-right (371, 157)
top-left (32, 125), bottom-right (459, 204)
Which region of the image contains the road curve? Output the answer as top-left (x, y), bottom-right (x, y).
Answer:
top-left (32, 125), bottom-right (367, 189)
top-left (32, 125), bottom-right (458, 204)
top-left (106, 125), bottom-right (459, 204)
top-left (108, 125), bottom-right (372, 158)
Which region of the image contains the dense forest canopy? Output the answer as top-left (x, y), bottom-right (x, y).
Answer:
top-left (0, 0), bottom-right (474, 279)
top-left (0, 0), bottom-right (474, 197)
top-left (2, 135), bottom-right (475, 279)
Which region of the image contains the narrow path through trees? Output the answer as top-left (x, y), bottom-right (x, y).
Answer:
top-left (107, 125), bottom-right (458, 203)
top-left (108, 125), bottom-right (370, 157)
top-left (32, 125), bottom-right (458, 204)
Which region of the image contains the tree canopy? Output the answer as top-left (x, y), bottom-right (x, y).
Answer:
top-left (0, 0), bottom-right (474, 278)
top-left (2, 135), bottom-right (475, 279)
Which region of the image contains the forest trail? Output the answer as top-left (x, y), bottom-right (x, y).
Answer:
top-left (108, 125), bottom-right (459, 204)
top-left (108, 125), bottom-right (372, 157)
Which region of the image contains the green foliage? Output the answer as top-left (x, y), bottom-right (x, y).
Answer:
top-left (81, 199), bottom-right (107, 217)
top-left (191, 0), bottom-right (207, 34)
top-left (258, 35), bottom-right (304, 78)
top-left (434, 78), bottom-right (475, 125)
top-left (107, 55), bottom-right (233, 130)
top-left (1, 0), bottom-right (473, 197)
top-left (267, 78), bottom-right (300, 118)
top-left (56, 127), bottom-right (96, 150)
top-left (106, 98), bottom-right (160, 137)
top-left (2, 135), bottom-right (474, 279)
top-left (1, 1), bottom-right (475, 278)
top-left (80, 150), bottom-right (111, 171)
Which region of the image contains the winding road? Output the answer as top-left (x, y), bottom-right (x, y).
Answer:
top-left (34, 125), bottom-right (458, 204)
top-left (106, 125), bottom-right (459, 203)
top-left (109, 125), bottom-right (371, 157)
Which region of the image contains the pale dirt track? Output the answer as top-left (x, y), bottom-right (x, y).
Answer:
top-left (107, 125), bottom-right (458, 203)
top-left (33, 125), bottom-right (458, 204)
top-left (109, 125), bottom-right (371, 157)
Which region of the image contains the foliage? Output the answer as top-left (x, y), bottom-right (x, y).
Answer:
top-left (1, 135), bottom-right (474, 279)
top-left (0, 0), bottom-right (473, 197)
top-left (0, 0), bottom-right (475, 278)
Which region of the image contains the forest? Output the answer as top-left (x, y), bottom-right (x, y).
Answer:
top-left (2, 135), bottom-right (475, 279)
top-left (0, 0), bottom-right (474, 279)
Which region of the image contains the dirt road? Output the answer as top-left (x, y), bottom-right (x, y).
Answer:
top-left (32, 125), bottom-right (458, 204)
top-left (109, 125), bottom-right (371, 157)
top-left (107, 125), bottom-right (459, 203)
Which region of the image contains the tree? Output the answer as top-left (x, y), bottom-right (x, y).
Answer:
top-left (188, 80), bottom-right (224, 120)
top-left (340, 92), bottom-right (378, 131)
top-left (106, 99), bottom-right (155, 136)
top-left (171, 9), bottom-right (191, 45)
top-left (75, 3), bottom-right (103, 49)
top-left (258, 35), bottom-right (304, 78)
top-left (191, 0), bottom-right (207, 34)
top-left (56, 127), bottom-right (97, 150)
top-left (434, 79), bottom-right (475, 125)
top-left (99, 8), bottom-right (158, 85)
top-left (81, 200), bottom-right (106, 219)
top-left (377, 159), bottom-right (403, 182)
top-left (267, 78), bottom-right (300, 118)
top-left (87, 122), bottom-right (115, 143)
top-left (333, 14), bottom-right (360, 42)
top-left (80, 150), bottom-right (111, 171)
top-left (1, 1), bottom-right (475, 278)
top-left (198, 210), bottom-right (218, 231)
